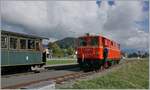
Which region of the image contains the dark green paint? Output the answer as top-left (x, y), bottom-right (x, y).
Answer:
top-left (1, 49), bottom-right (43, 67)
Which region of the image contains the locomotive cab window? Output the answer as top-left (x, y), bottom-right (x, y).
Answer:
top-left (111, 42), bottom-right (113, 46)
top-left (90, 37), bottom-right (98, 46)
top-left (102, 38), bottom-right (105, 47)
top-left (79, 38), bottom-right (87, 46)
top-left (10, 37), bottom-right (18, 49)
top-left (28, 39), bottom-right (35, 49)
top-left (1, 36), bottom-right (8, 48)
top-left (20, 39), bottom-right (26, 49)
top-left (118, 44), bottom-right (120, 49)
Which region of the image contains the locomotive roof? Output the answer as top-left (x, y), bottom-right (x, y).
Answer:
top-left (1, 30), bottom-right (49, 39)
top-left (79, 34), bottom-right (120, 45)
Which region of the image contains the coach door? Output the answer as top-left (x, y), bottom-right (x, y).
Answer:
top-left (1, 35), bottom-right (9, 66)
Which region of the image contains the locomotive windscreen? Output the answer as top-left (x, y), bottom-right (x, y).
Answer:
top-left (79, 38), bottom-right (87, 46)
top-left (78, 37), bottom-right (99, 46)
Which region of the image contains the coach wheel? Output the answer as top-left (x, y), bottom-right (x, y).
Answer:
top-left (25, 66), bottom-right (32, 72)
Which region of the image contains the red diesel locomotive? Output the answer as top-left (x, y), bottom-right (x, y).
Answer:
top-left (76, 33), bottom-right (121, 71)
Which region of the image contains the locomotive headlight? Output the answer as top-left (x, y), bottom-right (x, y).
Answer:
top-left (75, 51), bottom-right (78, 55)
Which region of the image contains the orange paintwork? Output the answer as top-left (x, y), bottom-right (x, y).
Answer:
top-left (77, 35), bottom-right (121, 60)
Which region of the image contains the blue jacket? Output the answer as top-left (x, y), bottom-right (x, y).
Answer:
top-left (103, 47), bottom-right (108, 58)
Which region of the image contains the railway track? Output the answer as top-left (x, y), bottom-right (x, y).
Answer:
top-left (2, 59), bottom-right (133, 89)
top-left (2, 64), bottom-right (78, 77)
top-left (2, 69), bottom-right (97, 89)
top-left (1, 64), bottom-right (80, 89)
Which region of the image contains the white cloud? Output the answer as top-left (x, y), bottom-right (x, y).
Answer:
top-left (102, 0), bottom-right (148, 49)
top-left (1, 0), bottom-right (149, 49)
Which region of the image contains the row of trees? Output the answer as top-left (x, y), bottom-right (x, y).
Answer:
top-left (124, 52), bottom-right (149, 58)
top-left (48, 41), bottom-right (149, 58)
top-left (48, 42), bottom-right (75, 58)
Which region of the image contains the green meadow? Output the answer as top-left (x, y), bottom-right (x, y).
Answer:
top-left (72, 59), bottom-right (149, 89)
top-left (46, 60), bottom-right (76, 65)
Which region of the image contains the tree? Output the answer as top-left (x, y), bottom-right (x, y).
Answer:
top-left (62, 49), bottom-right (68, 57)
top-left (48, 43), bottom-right (63, 57)
top-left (142, 52), bottom-right (149, 58)
top-left (128, 52), bottom-right (138, 58)
top-left (67, 47), bottom-right (75, 56)
top-left (48, 42), bottom-right (54, 49)
top-left (138, 51), bottom-right (141, 58)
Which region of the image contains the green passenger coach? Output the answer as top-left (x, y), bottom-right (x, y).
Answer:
top-left (1, 30), bottom-right (48, 72)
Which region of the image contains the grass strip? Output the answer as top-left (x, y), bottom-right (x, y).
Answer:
top-left (72, 60), bottom-right (149, 89)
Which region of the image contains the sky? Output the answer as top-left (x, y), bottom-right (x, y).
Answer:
top-left (0, 0), bottom-right (149, 50)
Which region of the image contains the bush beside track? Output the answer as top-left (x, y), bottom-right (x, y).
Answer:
top-left (72, 59), bottom-right (149, 89)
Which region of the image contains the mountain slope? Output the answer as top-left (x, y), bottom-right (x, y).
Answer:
top-left (54, 37), bottom-right (77, 49)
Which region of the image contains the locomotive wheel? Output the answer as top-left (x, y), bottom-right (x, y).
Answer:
top-left (77, 59), bottom-right (84, 70)
top-left (112, 60), bottom-right (115, 65)
top-left (104, 61), bottom-right (109, 69)
top-left (107, 61), bottom-right (112, 67)
top-left (94, 60), bottom-right (101, 71)
top-left (116, 60), bottom-right (120, 64)
top-left (88, 60), bottom-right (93, 71)
top-left (79, 59), bottom-right (103, 72)
top-left (82, 60), bottom-right (90, 72)
top-left (113, 60), bottom-right (117, 65)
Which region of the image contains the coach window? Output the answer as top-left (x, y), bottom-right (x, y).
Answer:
top-left (28, 39), bottom-right (35, 49)
top-left (35, 41), bottom-right (40, 51)
top-left (10, 37), bottom-right (18, 49)
top-left (20, 39), bottom-right (26, 49)
top-left (1, 36), bottom-right (8, 48)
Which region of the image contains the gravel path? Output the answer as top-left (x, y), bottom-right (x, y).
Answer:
top-left (1, 68), bottom-right (80, 88)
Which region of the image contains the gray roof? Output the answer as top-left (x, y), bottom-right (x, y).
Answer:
top-left (1, 30), bottom-right (48, 39)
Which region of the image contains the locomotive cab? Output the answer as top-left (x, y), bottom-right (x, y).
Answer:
top-left (76, 34), bottom-right (121, 71)
top-left (77, 36), bottom-right (100, 60)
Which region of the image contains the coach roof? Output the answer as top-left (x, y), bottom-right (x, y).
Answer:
top-left (1, 30), bottom-right (49, 39)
